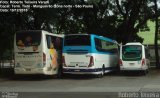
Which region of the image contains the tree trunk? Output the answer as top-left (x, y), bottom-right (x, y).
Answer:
top-left (154, 0), bottom-right (160, 68)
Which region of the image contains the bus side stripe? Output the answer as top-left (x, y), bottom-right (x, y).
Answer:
top-left (63, 67), bottom-right (117, 72)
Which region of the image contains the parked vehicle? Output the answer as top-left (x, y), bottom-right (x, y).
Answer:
top-left (119, 42), bottom-right (150, 74)
top-left (62, 34), bottom-right (119, 77)
top-left (14, 30), bottom-right (64, 76)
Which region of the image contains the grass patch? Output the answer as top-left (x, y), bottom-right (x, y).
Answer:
top-left (138, 20), bottom-right (160, 45)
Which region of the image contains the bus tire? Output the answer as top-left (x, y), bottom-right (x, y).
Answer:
top-left (96, 74), bottom-right (103, 78)
top-left (56, 72), bottom-right (62, 79)
top-left (102, 65), bottom-right (105, 76)
top-left (56, 66), bottom-right (63, 79)
top-left (96, 66), bottom-right (105, 78)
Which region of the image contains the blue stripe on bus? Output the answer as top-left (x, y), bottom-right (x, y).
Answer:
top-left (91, 34), bottom-right (116, 43)
top-left (63, 67), bottom-right (117, 73)
top-left (63, 46), bottom-right (114, 54)
top-left (63, 34), bottom-right (118, 54)
top-left (63, 46), bottom-right (92, 52)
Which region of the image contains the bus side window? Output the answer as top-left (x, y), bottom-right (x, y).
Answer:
top-left (49, 36), bottom-right (62, 50)
top-left (95, 38), bottom-right (102, 51)
top-left (55, 37), bottom-right (62, 50)
top-left (46, 35), bottom-right (54, 49)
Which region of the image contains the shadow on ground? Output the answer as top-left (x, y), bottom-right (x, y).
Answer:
top-left (1, 67), bottom-right (160, 81)
top-left (0, 68), bottom-right (96, 81)
top-left (0, 68), bottom-right (14, 78)
top-left (0, 68), bottom-right (57, 81)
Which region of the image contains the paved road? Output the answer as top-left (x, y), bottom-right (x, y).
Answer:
top-left (1, 68), bottom-right (160, 98)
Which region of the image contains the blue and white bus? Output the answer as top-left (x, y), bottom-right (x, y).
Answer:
top-left (62, 34), bottom-right (119, 77)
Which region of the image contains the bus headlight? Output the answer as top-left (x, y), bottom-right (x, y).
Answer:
top-left (36, 63), bottom-right (44, 68)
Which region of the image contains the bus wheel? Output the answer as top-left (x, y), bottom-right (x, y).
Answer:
top-left (56, 66), bottom-right (63, 79)
top-left (102, 65), bottom-right (105, 76)
top-left (96, 74), bottom-right (103, 78)
top-left (96, 66), bottom-right (105, 78)
top-left (56, 71), bottom-right (62, 79)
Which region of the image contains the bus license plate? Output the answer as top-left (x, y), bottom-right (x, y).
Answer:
top-left (26, 68), bottom-right (31, 71)
top-left (74, 70), bottom-right (80, 72)
top-left (129, 63), bottom-right (135, 66)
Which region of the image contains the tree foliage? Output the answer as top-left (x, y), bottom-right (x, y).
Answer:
top-left (0, 0), bottom-right (160, 60)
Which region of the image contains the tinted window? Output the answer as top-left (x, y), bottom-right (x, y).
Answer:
top-left (95, 38), bottom-right (118, 53)
top-left (122, 45), bottom-right (142, 61)
top-left (16, 31), bottom-right (41, 47)
top-left (64, 35), bottom-right (91, 46)
top-left (95, 38), bottom-right (102, 51)
top-left (46, 35), bottom-right (63, 50)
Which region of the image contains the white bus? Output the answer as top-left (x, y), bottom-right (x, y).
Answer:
top-left (14, 30), bottom-right (64, 76)
top-left (62, 34), bottom-right (119, 77)
top-left (119, 42), bottom-right (150, 74)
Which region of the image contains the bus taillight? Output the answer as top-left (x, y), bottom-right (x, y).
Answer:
top-left (88, 56), bottom-right (94, 67)
top-left (119, 59), bottom-right (123, 66)
top-left (62, 56), bottom-right (66, 67)
top-left (141, 58), bottom-right (145, 66)
top-left (43, 53), bottom-right (46, 63)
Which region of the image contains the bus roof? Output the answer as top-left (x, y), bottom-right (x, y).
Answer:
top-left (17, 30), bottom-right (44, 33)
top-left (16, 30), bottom-right (64, 38)
top-left (125, 42), bottom-right (143, 45)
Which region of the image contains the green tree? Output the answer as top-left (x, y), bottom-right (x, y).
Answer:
top-left (0, 0), bottom-right (160, 66)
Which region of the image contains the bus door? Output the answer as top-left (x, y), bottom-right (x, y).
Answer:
top-left (45, 35), bottom-right (63, 73)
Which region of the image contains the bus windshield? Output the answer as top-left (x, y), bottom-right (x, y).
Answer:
top-left (122, 45), bottom-right (142, 61)
top-left (16, 31), bottom-right (41, 47)
top-left (64, 35), bottom-right (91, 46)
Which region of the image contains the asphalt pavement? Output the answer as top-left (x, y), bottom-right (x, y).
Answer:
top-left (0, 68), bottom-right (160, 98)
